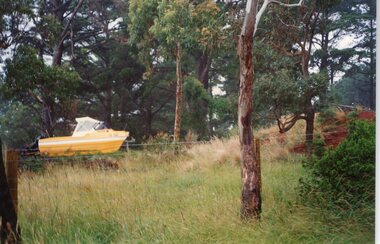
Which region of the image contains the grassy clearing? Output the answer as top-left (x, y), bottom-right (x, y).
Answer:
top-left (18, 125), bottom-right (374, 243)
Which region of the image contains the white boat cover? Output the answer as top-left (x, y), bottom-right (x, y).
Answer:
top-left (72, 117), bottom-right (106, 137)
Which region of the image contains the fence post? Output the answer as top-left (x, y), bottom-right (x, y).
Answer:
top-left (255, 138), bottom-right (262, 194)
top-left (6, 149), bottom-right (19, 214)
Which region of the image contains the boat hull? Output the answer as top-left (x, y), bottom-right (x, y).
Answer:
top-left (38, 129), bottom-right (128, 157)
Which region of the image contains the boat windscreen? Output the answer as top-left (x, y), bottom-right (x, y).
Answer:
top-left (73, 120), bottom-right (106, 135)
top-left (94, 121), bottom-right (106, 130)
top-left (75, 121), bottom-right (96, 133)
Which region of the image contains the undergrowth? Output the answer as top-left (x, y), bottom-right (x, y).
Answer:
top-left (18, 120), bottom-right (374, 243)
top-left (299, 120), bottom-right (375, 222)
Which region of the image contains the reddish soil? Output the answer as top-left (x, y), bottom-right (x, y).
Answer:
top-left (290, 111), bottom-right (375, 153)
top-left (290, 144), bottom-right (307, 154)
top-left (357, 111), bottom-right (375, 121)
top-left (323, 125), bottom-right (348, 148)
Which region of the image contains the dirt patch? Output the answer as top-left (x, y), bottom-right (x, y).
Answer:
top-left (290, 111), bottom-right (375, 153)
top-left (290, 143), bottom-right (307, 154)
top-left (357, 111), bottom-right (375, 121)
top-left (323, 125), bottom-right (348, 148)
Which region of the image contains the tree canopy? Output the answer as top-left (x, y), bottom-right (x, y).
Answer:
top-left (0, 0), bottom-right (374, 148)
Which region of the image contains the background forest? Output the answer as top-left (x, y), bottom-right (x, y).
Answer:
top-left (0, 1), bottom-right (376, 243)
top-left (0, 0), bottom-right (376, 148)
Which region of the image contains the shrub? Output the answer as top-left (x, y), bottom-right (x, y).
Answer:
top-left (299, 120), bottom-right (375, 209)
top-left (317, 106), bottom-right (337, 124)
top-left (144, 132), bottom-right (175, 153)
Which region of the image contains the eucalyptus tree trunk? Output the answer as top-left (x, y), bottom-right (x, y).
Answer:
top-left (197, 53), bottom-right (211, 90)
top-left (197, 52), bottom-right (211, 138)
top-left (237, 0), bottom-right (261, 220)
top-left (174, 42), bottom-right (183, 142)
top-left (237, 0), bottom-right (304, 219)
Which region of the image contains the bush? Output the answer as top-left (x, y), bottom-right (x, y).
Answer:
top-left (317, 106), bottom-right (337, 124)
top-left (144, 132), bottom-right (175, 153)
top-left (299, 120), bottom-right (375, 209)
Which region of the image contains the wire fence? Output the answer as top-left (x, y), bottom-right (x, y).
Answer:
top-left (3, 128), bottom-right (348, 172)
top-left (2, 128), bottom-right (353, 217)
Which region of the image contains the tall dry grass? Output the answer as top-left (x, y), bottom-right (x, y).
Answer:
top-left (17, 121), bottom-right (374, 243)
top-left (180, 137), bottom-right (240, 172)
top-left (180, 119), bottom-right (308, 172)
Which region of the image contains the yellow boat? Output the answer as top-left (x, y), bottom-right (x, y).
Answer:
top-left (38, 117), bottom-right (129, 157)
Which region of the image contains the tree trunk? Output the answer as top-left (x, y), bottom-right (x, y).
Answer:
top-left (104, 85), bottom-right (112, 128)
top-left (41, 4), bottom-right (64, 137)
top-left (197, 52), bottom-right (212, 138)
top-left (0, 141), bottom-right (21, 243)
top-left (320, 20), bottom-right (329, 101)
top-left (208, 98), bottom-right (214, 137)
top-left (41, 95), bottom-right (55, 137)
top-left (52, 42), bottom-right (64, 66)
top-left (173, 42), bottom-right (183, 142)
top-left (197, 53), bottom-right (211, 90)
top-left (145, 105), bottom-right (153, 137)
top-left (305, 106), bottom-right (315, 150)
top-left (52, 1), bottom-right (65, 67)
top-left (238, 0), bottom-right (261, 220)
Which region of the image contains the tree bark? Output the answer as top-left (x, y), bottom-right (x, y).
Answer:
top-left (305, 105), bottom-right (315, 149)
top-left (46, 0), bottom-right (84, 135)
top-left (173, 42), bottom-right (183, 142)
top-left (104, 85), bottom-right (112, 128)
top-left (238, 0), bottom-right (261, 220)
top-left (41, 94), bottom-right (55, 137)
top-left (52, 42), bottom-right (64, 66)
top-left (144, 102), bottom-right (153, 137)
top-left (196, 52), bottom-right (211, 138)
top-left (0, 141), bottom-right (21, 243)
top-left (197, 53), bottom-right (211, 90)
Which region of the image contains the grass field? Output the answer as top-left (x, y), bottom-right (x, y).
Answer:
top-left (18, 124), bottom-right (375, 243)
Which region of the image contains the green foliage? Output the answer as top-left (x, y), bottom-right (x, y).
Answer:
top-left (149, 0), bottom-right (194, 58)
top-left (333, 64), bottom-right (374, 108)
top-left (317, 106), bottom-right (336, 124)
top-left (311, 134), bottom-right (326, 158)
top-left (209, 95), bottom-right (237, 137)
top-left (300, 120), bottom-right (375, 210)
top-left (191, 0), bottom-right (223, 53)
top-left (2, 46), bottom-right (81, 102)
top-left (0, 101), bottom-right (40, 148)
top-left (0, 46), bottom-right (82, 138)
top-left (255, 68), bottom-right (299, 116)
top-left (0, 0), bottom-right (32, 48)
top-left (38, 14), bottom-right (62, 48)
top-left (184, 76), bottom-right (209, 104)
top-left (128, 0), bottom-right (159, 65)
top-left (256, 69), bottom-right (328, 114)
top-left (347, 110), bottom-right (358, 120)
top-left (183, 76), bottom-right (210, 138)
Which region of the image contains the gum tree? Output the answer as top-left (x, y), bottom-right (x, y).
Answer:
top-left (238, 0), bottom-right (303, 220)
top-left (149, 0), bottom-right (194, 142)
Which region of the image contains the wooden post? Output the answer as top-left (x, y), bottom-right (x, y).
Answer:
top-left (255, 138), bottom-right (262, 195)
top-left (0, 141), bottom-right (21, 243)
top-left (6, 150), bottom-right (19, 214)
